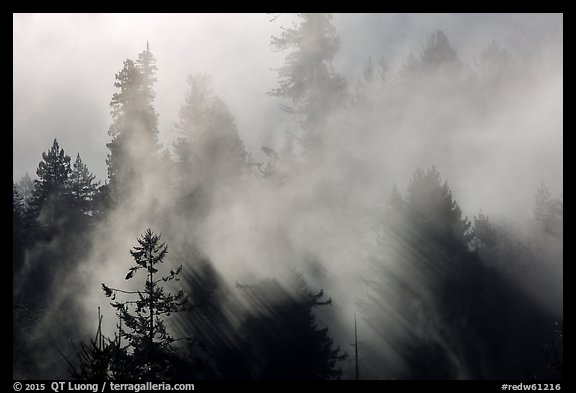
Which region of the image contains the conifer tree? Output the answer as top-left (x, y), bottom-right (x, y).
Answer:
top-left (106, 43), bottom-right (160, 203)
top-left (236, 272), bottom-right (346, 379)
top-left (270, 13), bottom-right (346, 157)
top-left (13, 184), bottom-right (26, 275)
top-left (16, 172), bottom-right (35, 208)
top-left (68, 154), bottom-right (100, 218)
top-left (174, 73), bottom-right (247, 185)
top-left (28, 139), bottom-right (72, 231)
top-left (102, 229), bottom-right (191, 380)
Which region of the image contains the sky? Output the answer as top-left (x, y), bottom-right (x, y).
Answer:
top-left (13, 13), bottom-right (563, 215)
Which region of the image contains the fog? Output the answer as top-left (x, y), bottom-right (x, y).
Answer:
top-left (13, 13), bottom-right (562, 380)
top-left (14, 13), bottom-right (562, 206)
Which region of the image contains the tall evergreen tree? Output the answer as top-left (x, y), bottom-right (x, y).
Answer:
top-left (106, 43), bottom-right (160, 203)
top-left (471, 212), bottom-right (498, 253)
top-left (405, 167), bottom-right (473, 254)
top-left (363, 167), bottom-right (476, 378)
top-left (534, 182), bottom-right (563, 236)
top-left (270, 13), bottom-right (346, 157)
top-left (102, 229), bottom-right (193, 380)
top-left (236, 272), bottom-right (346, 379)
top-left (364, 168), bottom-right (557, 379)
top-left (403, 30), bottom-right (463, 77)
top-left (28, 138), bottom-right (72, 232)
top-left (68, 154), bottom-right (100, 219)
top-left (16, 172), bottom-right (35, 208)
top-left (174, 73), bottom-right (247, 186)
top-left (13, 184), bottom-right (26, 275)
top-left (478, 40), bottom-right (510, 84)
top-left (64, 308), bottom-right (131, 380)
top-left (171, 247), bottom-right (242, 379)
top-left (13, 184), bottom-right (25, 225)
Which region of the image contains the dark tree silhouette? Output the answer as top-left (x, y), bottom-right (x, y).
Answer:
top-left (13, 184), bottom-right (26, 276)
top-left (171, 246), bottom-right (243, 379)
top-left (365, 168), bottom-right (475, 378)
top-left (101, 229), bottom-right (193, 380)
top-left (64, 308), bottom-right (130, 380)
top-left (470, 212), bottom-right (498, 262)
top-left (27, 138), bottom-right (72, 239)
top-left (541, 319), bottom-right (563, 378)
top-left (235, 272), bottom-right (346, 379)
top-left (406, 167), bottom-right (473, 250)
top-left (364, 167), bottom-right (558, 379)
top-left (14, 145), bottom-right (106, 380)
top-left (68, 153), bottom-right (100, 219)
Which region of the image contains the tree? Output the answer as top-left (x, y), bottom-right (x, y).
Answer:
top-left (171, 246), bottom-right (241, 379)
top-left (363, 167), bottom-right (476, 378)
top-left (13, 184), bottom-right (26, 275)
top-left (402, 167), bottom-right (475, 332)
top-left (28, 138), bottom-right (72, 231)
top-left (270, 13), bottom-right (347, 157)
top-left (405, 167), bottom-right (473, 253)
top-left (403, 30), bottom-right (463, 77)
top-left (106, 43), bottom-right (160, 203)
top-left (16, 172), bottom-right (35, 208)
top-left (471, 212), bottom-right (498, 253)
top-left (174, 73), bottom-right (247, 186)
top-left (354, 56), bottom-right (389, 108)
top-left (13, 184), bottom-right (25, 225)
top-left (64, 308), bottom-right (131, 380)
top-left (101, 229), bottom-right (192, 380)
top-left (235, 272), bottom-right (346, 379)
top-left (534, 182), bottom-right (563, 236)
top-left (68, 154), bottom-right (100, 219)
top-left (362, 56), bottom-right (381, 83)
top-left (541, 319), bottom-right (563, 378)
top-left (364, 168), bottom-right (557, 379)
top-left (478, 40), bottom-right (510, 84)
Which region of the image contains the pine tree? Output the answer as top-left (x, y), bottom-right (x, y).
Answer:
top-left (102, 229), bottom-right (191, 380)
top-left (354, 56), bottom-right (389, 109)
top-left (16, 172), bottom-right (35, 208)
top-left (174, 73), bottom-right (213, 173)
top-left (236, 272), bottom-right (346, 379)
top-left (478, 40), bottom-right (510, 82)
top-left (270, 13), bottom-right (346, 157)
top-left (405, 167), bottom-right (473, 253)
top-left (363, 168), bottom-right (475, 378)
top-left (471, 212), bottom-right (498, 252)
top-left (403, 30), bottom-right (462, 77)
top-left (64, 308), bottom-right (131, 380)
top-left (364, 168), bottom-right (557, 379)
top-left (28, 138), bottom-right (72, 231)
top-left (534, 182), bottom-right (563, 236)
top-left (171, 247), bottom-right (239, 379)
top-left (106, 44), bottom-right (160, 203)
top-left (174, 73), bottom-right (247, 186)
top-left (68, 154), bottom-right (100, 219)
top-left (13, 184), bottom-right (25, 225)
top-left (13, 184), bottom-right (26, 275)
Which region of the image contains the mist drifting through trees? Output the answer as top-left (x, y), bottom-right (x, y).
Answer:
top-left (13, 13), bottom-right (562, 380)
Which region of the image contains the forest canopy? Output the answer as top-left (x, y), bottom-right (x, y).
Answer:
top-left (13, 13), bottom-right (562, 380)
